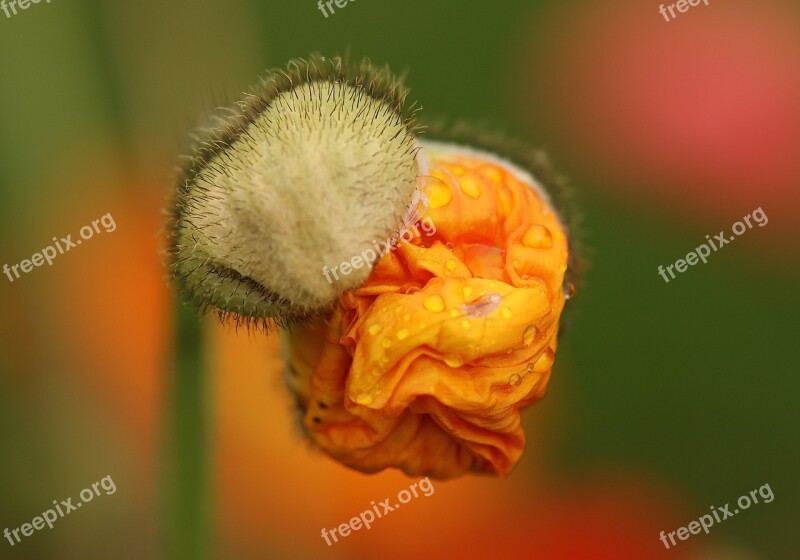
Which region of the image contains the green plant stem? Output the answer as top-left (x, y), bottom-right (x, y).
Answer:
top-left (163, 300), bottom-right (212, 560)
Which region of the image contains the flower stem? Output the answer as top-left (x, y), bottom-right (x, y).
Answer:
top-left (163, 300), bottom-right (212, 560)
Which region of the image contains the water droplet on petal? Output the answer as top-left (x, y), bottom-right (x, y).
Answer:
top-left (523, 325), bottom-right (537, 347)
top-left (460, 319), bottom-right (471, 329)
top-left (480, 165), bottom-right (504, 184)
top-left (463, 286), bottom-right (473, 299)
top-left (403, 314), bottom-right (411, 321)
top-left (444, 354), bottom-right (465, 368)
top-left (368, 324), bottom-right (381, 336)
top-left (533, 348), bottom-right (555, 371)
top-left (460, 176), bottom-right (481, 198)
top-left (446, 259), bottom-right (458, 271)
top-left (445, 242), bottom-right (455, 251)
top-left (522, 225), bottom-right (553, 248)
top-left (428, 180), bottom-right (452, 209)
top-left (397, 328), bottom-right (410, 340)
top-left (564, 282), bottom-right (576, 300)
top-left (509, 373), bottom-right (522, 387)
top-left (526, 363), bottom-right (535, 373)
top-left (382, 339), bottom-right (391, 349)
top-left (423, 294), bottom-right (446, 312)
top-left (497, 186), bottom-right (513, 215)
top-left (501, 307), bottom-right (512, 319)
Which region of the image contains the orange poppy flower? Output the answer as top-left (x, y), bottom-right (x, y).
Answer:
top-left (284, 144), bottom-right (572, 478)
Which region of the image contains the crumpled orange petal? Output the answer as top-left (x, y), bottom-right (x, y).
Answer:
top-left (284, 150), bottom-right (570, 478)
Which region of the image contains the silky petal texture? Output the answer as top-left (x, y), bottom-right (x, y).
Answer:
top-left (284, 148), bottom-right (570, 478)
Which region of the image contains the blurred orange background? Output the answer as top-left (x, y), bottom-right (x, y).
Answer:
top-left (1, 1), bottom-right (797, 559)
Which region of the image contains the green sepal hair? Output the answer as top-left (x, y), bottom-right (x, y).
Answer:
top-left (166, 54), bottom-right (423, 332)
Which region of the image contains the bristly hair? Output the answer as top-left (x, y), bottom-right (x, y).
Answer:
top-left (166, 54), bottom-right (422, 333)
top-left (417, 118), bottom-right (586, 293)
top-left (175, 54), bottom-right (420, 192)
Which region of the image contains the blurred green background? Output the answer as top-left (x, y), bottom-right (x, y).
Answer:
top-left (1, 0), bottom-right (798, 559)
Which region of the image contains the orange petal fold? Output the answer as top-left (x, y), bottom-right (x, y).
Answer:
top-left (284, 148), bottom-right (570, 478)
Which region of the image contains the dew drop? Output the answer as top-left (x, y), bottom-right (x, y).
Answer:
top-left (533, 348), bottom-right (555, 371)
top-left (526, 363), bottom-right (535, 373)
top-left (445, 242), bottom-right (455, 251)
top-left (523, 325), bottom-right (537, 347)
top-left (480, 165), bottom-right (504, 184)
top-left (368, 324), bottom-right (381, 336)
top-left (428, 180), bottom-right (452, 209)
top-left (509, 373), bottom-right (522, 387)
top-left (459, 176), bottom-right (482, 198)
top-left (423, 294), bottom-right (446, 312)
top-left (497, 186), bottom-right (513, 215)
top-left (501, 307), bottom-right (512, 319)
top-left (564, 282), bottom-right (576, 300)
top-left (403, 313), bottom-right (411, 321)
top-left (382, 339), bottom-right (391, 349)
top-left (397, 328), bottom-right (410, 340)
top-left (522, 225), bottom-right (553, 249)
top-left (460, 319), bottom-right (471, 329)
top-left (446, 259), bottom-right (458, 271)
top-left (444, 354), bottom-right (465, 368)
